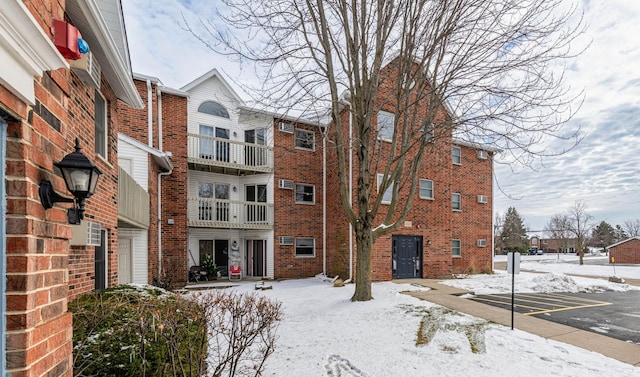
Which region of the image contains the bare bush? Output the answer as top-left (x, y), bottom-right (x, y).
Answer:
top-left (194, 290), bottom-right (282, 377)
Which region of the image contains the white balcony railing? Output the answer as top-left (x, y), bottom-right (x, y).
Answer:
top-left (187, 197), bottom-right (274, 229)
top-left (187, 133), bottom-right (273, 173)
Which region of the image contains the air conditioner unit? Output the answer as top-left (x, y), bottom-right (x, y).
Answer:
top-left (278, 236), bottom-right (294, 245)
top-left (477, 195), bottom-right (488, 204)
top-left (278, 179), bottom-right (294, 189)
top-left (70, 51), bottom-right (101, 89)
top-left (477, 150), bottom-right (488, 160)
top-left (279, 122), bottom-right (294, 133)
top-left (70, 221), bottom-right (102, 246)
top-left (477, 239), bottom-right (487, 247)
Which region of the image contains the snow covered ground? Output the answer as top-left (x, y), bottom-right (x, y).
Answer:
top-left (198, 254), bottom-right (640, 376)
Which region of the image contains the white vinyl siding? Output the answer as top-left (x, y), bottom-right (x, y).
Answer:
top-left (119, 228), bottom-right (148, 284)
top-left (118, 139), bottom-right (149, 190)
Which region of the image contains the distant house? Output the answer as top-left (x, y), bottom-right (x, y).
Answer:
top-left (538, 237), bottom-right (577, 253)
top-left (608, 237), bottom-right (640, 264)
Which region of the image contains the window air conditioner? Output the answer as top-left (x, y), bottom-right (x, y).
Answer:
top-left (70, 51), bottom-right (101, 89)
top-left (279, 122), bottom-right (294, 133)
top-left (278, 179), bottom-right (294, 189)
top-left (279, 236), bottom-right (294, 245)
top-left (70, 221), bottom-right (102, 246)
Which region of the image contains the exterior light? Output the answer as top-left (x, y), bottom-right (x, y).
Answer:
top-left (39, 138), bottom-right (102, 224)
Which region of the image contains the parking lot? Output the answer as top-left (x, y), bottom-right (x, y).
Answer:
top-left (470, 291), bottom-right (640, 344)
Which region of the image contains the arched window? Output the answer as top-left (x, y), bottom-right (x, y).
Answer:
top-left (198, 101), bottom-right (230, 118)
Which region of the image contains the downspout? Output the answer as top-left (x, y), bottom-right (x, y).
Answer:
top-left (158, 170), bottom-right (171, 278)
top-left (323, 125), bottom-right (327, 276)
top-left (146, 79), bottom-right (153, 147)
top-left (156, 86), bottom-right (173, 278)
top-left (158, 86), bottom-right (163, 152)
top-left (491, 152), bottom-right (495, 271)
top-left (346, 104), bottom-right (353, 284)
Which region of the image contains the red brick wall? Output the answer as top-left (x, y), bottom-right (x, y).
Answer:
top-left (67, 74), bottom-right (121, 300)
top-left (609, 238), bottom-right (640, 264)
top-left (2, 4), bottom-right (76, 375)
top-left (1, 2), bottom-right (138, 375)
top-left (273, 121), bottom-right (325, 278)
top-left (451, 144), bottom-right (494, 274)
top-left (323, 58), bottom-right (494, 280)
top-left (158, 92), bottom-right (189, 285)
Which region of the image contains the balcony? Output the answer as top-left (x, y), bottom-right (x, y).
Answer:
top-left (187, 197), bottom-right (273, 229)
top-left (118, 166), bottom-right (150, 229)
top-left (187, 133), bottom-right (273, 175)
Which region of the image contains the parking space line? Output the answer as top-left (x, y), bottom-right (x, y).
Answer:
top-left (471, 296), bottom-right (550, 312)
top-left (524, 301), bottom-right (612, 316)
top-left (470, 293), bottom-right (613, 316)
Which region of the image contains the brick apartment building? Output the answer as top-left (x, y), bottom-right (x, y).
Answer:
top-left (120, 61), bottom-right (497, 284)
top-left (1, 0), bottom-right (144, 375)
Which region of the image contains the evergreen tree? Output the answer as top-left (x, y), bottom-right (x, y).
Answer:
top-left (500, 207), bottom-right (528, 253)
top-left (591, 221), bottom-right (616, 250)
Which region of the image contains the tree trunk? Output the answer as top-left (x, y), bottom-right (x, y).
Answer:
top-left (351, 227), bottom-right (373, 301)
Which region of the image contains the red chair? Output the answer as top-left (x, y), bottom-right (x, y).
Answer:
top-left (229, 265), bottom-right (242, 280)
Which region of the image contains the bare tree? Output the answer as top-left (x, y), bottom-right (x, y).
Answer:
top-left (622, 218), bottom-right (640, 237)
top-left (544, 213), bottom-right (572, 253)
top-left (566, 200), bottom-right (595, 264)
top-left (187, 0), bottom-right (584, 300)
top-left (494, 212), bottom-right (505, 254)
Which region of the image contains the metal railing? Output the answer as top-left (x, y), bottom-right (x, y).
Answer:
top-left (187, 197), bottom-right (273, 229)
top-left (187, 133), bottom-right (273, 173)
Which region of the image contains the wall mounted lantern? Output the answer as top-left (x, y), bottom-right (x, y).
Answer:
top-left (39, 138), bottom-right (102, 224)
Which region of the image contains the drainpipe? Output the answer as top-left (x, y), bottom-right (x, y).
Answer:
top-left (323, 126), bottom-right (327, 276)
top-left (346, 100), bottom-right (353, 284)
top-left (158, 170), bottom-right (171, 277)
top-left (491, 151), bottom-right (495, 271)
top-left (158, 86), bottom-right (163, 152)
top-left (146, 79), bottom-right (153, 147)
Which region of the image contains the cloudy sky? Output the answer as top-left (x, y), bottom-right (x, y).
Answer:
top-left (122, 0), bottom-right (640, 234)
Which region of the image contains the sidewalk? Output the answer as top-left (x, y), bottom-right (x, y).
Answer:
top-left (399, 279), bottom-right (640, 367)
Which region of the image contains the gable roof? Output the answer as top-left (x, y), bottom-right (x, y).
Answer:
top-left (608, 237), bottom-right (640, 249)
top-left (66, 0), bottom-right (144, 109)
top-left (180, 68), bottom-right (245, 105)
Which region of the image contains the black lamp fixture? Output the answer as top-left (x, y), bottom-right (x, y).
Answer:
top-left (39, 138), bottom-right (102, 224)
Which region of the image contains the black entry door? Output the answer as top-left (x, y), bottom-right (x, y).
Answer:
top-left (215, 240), bottom-right (229, 276)
top-left (393, 235), bottom-right (422, 279)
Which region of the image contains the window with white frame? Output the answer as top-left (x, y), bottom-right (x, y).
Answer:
top-left (295, 238), bottom-right (315, 257)
top-left (452, 192), bottom-right (461, 210)
top-left (377, 174), bottom-right (394, 204)
top-left (377, 110), bottom-right (395, 141)
top-left (419, 179), bottom-right (434, 199)
top-left (295, 183), bottom-right (315, 204)
top-left (452, 146), bottom-right (461, 165)
top-left (94, 90), bottom-right (107, 158)
top-left (452, 239), bottom-right (461, 257)
top-left (295, 128), bottom-right (315, 150)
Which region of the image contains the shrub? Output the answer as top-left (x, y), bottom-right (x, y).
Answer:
top-left (71, 286), bottom-right (282, 377)
top-left (70, 285), bottom-right (207, 377)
